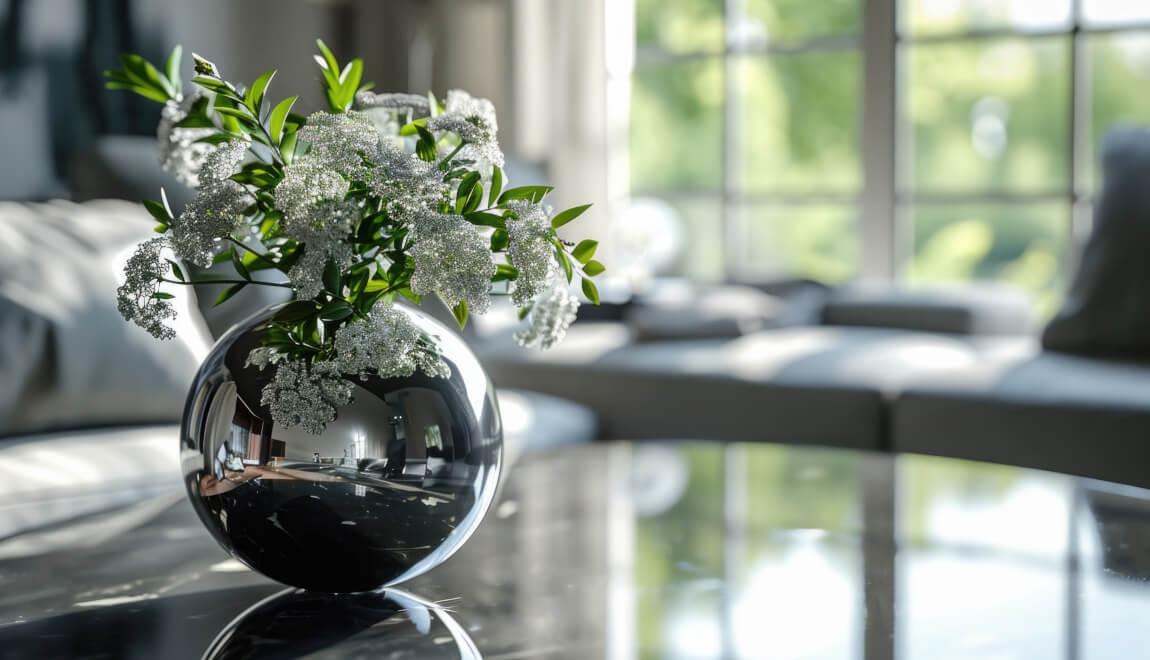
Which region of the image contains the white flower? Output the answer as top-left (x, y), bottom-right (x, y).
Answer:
top-left (282, 201), bottom-right (358, 300)
top-left (259, 359), bottom-right (353, 435)
top-left (515, 278), bottom-right (580, 349)
top-left (370, 144), bottom-right (449, 225)
top-left (505, 201), bottom-right (555, 306)
top-left (297, 111), bottom-right (381, 179)
top-left (197, 137), bottom-right (250, 188)
top-left (332, 305), bottom-right (450, 379)
top-left (427, 89), bottom-right (504, 167)
top-left (274, 161), bottom-right (350, 233)
top-left (116, 237), bottom-right (177, 340)
top-left (409, 219), bottom-right (496, 313)
top-left (171, 181), bottom-right (250, 267)
top-left (157, 91), bottom-right (215, 187)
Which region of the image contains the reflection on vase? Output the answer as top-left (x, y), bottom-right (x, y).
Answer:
top-left (203, 587), bottom-right (480, 659)
top-left (182, 304), bottom-right (503, 593)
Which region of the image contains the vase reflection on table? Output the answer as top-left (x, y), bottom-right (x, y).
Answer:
top-left (182, 304), bottom-right (503, 593)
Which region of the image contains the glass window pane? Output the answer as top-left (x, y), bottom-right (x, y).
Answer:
top-left (1081, 0), bottom-right (1150, 27)
top-left (738, 51), bottom-right (862, 194)
top-left (631, 59), bottom-right (724, 192)
top-left (636, 0), bottom-right (725, 54)
top-left (901, 0), bottom-right (1071, 35)
top-left (624, 196), bottom-right (725, 281)
top-left (901, 38), bottom-right (1071, 194)
top-left (737, 205), bottom-right (859, 283)
top-left (1085, 32), bottom-right (1150, 192)
top-left (738, 0), bottom-right (860, 47)
top-left (906, 203), bottom-right (1069, 314)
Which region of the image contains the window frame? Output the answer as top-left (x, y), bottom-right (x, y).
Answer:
top-left (630, 0), bottom-right (1150, 283)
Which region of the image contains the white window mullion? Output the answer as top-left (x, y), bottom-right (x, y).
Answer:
top-left (861, 0), bottom-right (899, 281)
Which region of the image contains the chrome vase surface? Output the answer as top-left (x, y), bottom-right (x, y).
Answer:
top-left (180, 304), bottom-right (503, 593)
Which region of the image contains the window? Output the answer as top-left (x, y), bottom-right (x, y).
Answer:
top-left (630, 0), bottom-right (1150, 310)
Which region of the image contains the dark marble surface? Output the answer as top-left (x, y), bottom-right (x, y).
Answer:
top-left (2, 440), bottom-right (1150, 659)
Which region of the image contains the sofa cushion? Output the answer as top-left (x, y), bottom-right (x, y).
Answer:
top-left (892, 344), bottom-right (1150, 487)
top-left (823, 284), bottom-right (1035, 336)
top-left (476, 324), bottom-right (1012, 450)
top-left (0, 200), bottom-right (214, 435)
top-left (1043, 128), bottom-right (1150, 358)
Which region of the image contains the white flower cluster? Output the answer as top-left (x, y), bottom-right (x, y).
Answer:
top-left (157, 92), bottom-right (215, 187)
top-left (296, 111), bottom-right (381, 180)
top-left (249, 304), bottom-right (448, 433)
top-left (258, 360), bottom-right (354, 436)
top-left (116, 237), bottom-right (177, 340)
top-left (410, 219), bottom-right (497, 314)
top-left (514, 277), bottom-right (581, 350)
top-left (332, 306), bottom-right (450, 380)
top-left (427, 89), bottom-right (504, 167)
top-left (169, 137), bottom-right (250, 267)
top-left (505, 201), bottom-right (555, 306)
top-left (355, 91), bottom-right (430, 117)
top-left (371, 143), bottom-right (449, 225)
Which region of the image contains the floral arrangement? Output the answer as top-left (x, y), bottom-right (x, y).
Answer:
top-left (106, 42), bottom-right (604, 434)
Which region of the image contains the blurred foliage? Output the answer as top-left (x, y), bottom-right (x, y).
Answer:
top-left (630, 1), bottom-right (1150, 307)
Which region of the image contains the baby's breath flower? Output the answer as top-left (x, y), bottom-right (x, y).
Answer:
top-left (427, 89), bottom-right (504, 167)
top-left (515, 278), bottom-right (580, 349)
top-left (282, 201), bottom-right (357, 299)
top-left (505, 201), bottom-right (555, 306)
top-left (332, 305), bottom-right (450, 380)
top-left (410, 221), bottom-right (496, 313)
top-left (171, 181), bottom-right (250, 267)
top-left (370, 144), bottom-right (449, 225)
top-left (260, 360), bottom-right (353, 435)
top-left (116, 237), bottom-right (177, 340)
top-left (274, 161), bottom-right (350, 233)
top-left (297, 110), bottom-right (381, 180)
top-left (157, 92), bottom-right (215, 187)
top-left (198, 137), bottom-right (250, 188)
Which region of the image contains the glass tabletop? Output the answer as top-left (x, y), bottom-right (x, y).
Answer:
top-left (0, 439), bottom-right (1147, 659)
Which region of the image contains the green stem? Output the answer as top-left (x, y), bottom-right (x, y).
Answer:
top-left (227, 237), bottom-right (283, 271)
top-left (161, 278), bottom-right (291, 288)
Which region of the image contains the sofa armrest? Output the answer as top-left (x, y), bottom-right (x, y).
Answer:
top-left (821, 284), bottom-right (1035, 336)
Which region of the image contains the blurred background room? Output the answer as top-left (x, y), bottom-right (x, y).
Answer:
top-left (5, 0), bottom-right (1150, 658)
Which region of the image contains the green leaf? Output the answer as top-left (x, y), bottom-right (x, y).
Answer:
top-left (498, 185), bottom-right (554, 205)
top-left (488, 166), bottom-right (504, 207)
top-left (166, 259), bottom-right (185, 282)
top-left (164, 45), bottom-right (183, 96)
top-left (490, 229), bottom-right (509, 251)
top-left (415, 125), bottom-right (438, 161)
top-left (195, 133), bottom-right (236, 146)
top-left (214, 282), bottom-right (247, 306)
top-left (581, 278), bottom-right (601, 305)
top-left (463, 183), bottom-right (484, 214)
top-left (280, 131), bottom-right (299, 164)
top-left (191, 75), bottom-right (235, 97)
top-left (551, 203), bottom-right (592, 229)
top-left (465, 211), bottom-right (505, 229)
top-left (492, 264), bottom-right (519, 282)
top-left (274, 300), bottom-right (318, 323)
top-left (316, 39), bottom-right (340, 78)
top-left (452, 300), bottom-right (469, 329)
top-left (319, 300), bottom-right (354, 322)
top-left (322, 258), bottom-right (343, 294)
top-left (583, 259), bottom-right (606, 276)
top-left (338, 59), bottom-right (363, 109)
top-left (105, 82), bottom-right (170, 103)
top-left (153, 223), bottom-right (168, 234)
top-left (174, 113), bottom-right (215, 129)
top-left (268, 96), bottom-right (298, 144)
top-left (245, 69), bottom-right (276, 113)
top-left (398, 118), bottom-right (427, 137)
top-left (455, 172), bottom-right (481, 213)
top-left (118, 53), bottom-right (173, 99)
top-left (231, 249), bottom-right (251, 280)
top-left (572, 239), bottom-right (598, 264)
top-left (152, 292), bottom-right (175, 300)
top-left (143, 199), bottom-right (172, 224)
top-left (517, 306), bottom-right (531, 321)
top-left (557, 249), bottom-right (573, 282)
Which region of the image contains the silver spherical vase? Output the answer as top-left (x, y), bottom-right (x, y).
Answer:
top-left (180, 303), bottom-right (503, 594)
